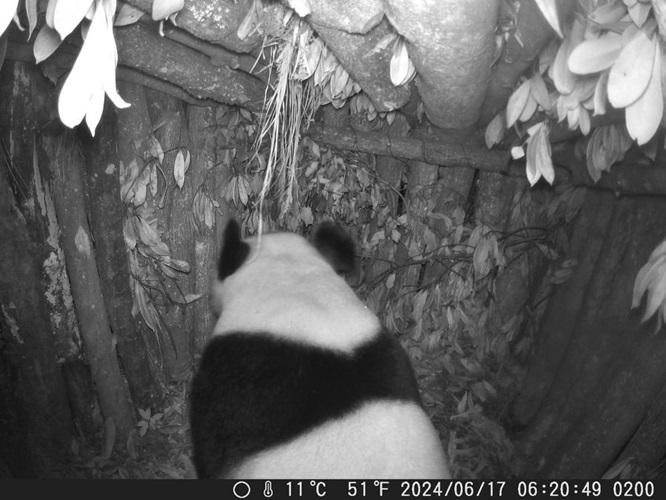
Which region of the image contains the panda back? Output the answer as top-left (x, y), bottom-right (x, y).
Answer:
top-left (189, 329), bottom-right (433, 478)
top-left (191, 220), bottom-right (451, 479)
top-left (231, 400), bottom-right (450, 479)
top-left (210, 222), bottom-right (380, 352)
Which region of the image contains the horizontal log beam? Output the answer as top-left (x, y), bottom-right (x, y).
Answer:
top-left (306, 123), bottom-right (666, 197)
top-left (306, 123), bottom-right (512, 173)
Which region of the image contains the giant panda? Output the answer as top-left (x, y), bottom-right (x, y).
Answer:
top-left (189, 219), bottom-right (451, 479)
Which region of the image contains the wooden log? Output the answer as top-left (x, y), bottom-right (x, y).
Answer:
top-left (115, 82), bottom-right (171, 392)
top-left (115, 23), bottom-right (265, 111)
top-left (41, 131), bottom-right (135, 449)
top-left (306, 122), bottom-right (512, 173)
top-left (308, 122), bottom-right (666, 197)
top-left (187, 105), bottom-right (229, 352)
top-left (515, 192), bottom-right (666, 478)
top-left (145, 89), bottom-right (193, 381)
top-left (80, 102), bottom-right (167, 410)
top-left (0, 60), bottom-right (77, 477)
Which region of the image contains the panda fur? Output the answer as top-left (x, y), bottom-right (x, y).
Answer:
top-left (189, 219), bottom-right (451, 479)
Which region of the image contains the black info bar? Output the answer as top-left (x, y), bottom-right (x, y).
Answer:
top-left (195, 479), bottom-right (657, 500)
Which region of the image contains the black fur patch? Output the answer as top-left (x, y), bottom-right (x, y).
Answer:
top-left (189, 331), bottom-right (422, 478)
top-left (311, 221), bottom-right (356, 277)
top-left (218, 219), bottom-right (250, 281)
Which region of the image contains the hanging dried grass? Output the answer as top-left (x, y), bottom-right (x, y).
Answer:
top-left (252, 14), bottom-right (321, 228)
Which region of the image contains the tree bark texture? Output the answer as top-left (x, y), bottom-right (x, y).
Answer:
top-left (79, 103), bottom-right (166, 410)
top-left (115, 23), bottom-right (265, 111)
top-left (145, 89), bottom-right (193, 381)
top-left (40, 130), bottom-right (135, 448)
top-left (307, 122), bottom-right (512, 173)
top-left (115, 82), bottom-right (170, 394)
top-left (0, 61), bottom-right (77, 477)
top-left (513, 190), bottom-right (666, 478)
top-left (187, 105), bottom-right (228, 352)
top-left (385, 0), bottom-right (499, 129)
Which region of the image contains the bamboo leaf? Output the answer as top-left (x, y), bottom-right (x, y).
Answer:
top-left (506, 79), bottom-right (531, 128)
top-left (608, 28), bottom-right (656, 108)
top-left (136, 217), bottom-right (161, 248)
top-left (643, 268), bottom-right (666, 322)
top-left (237, 0), bottom-right (257, 41)
top-left (123, 218), bottom-right (137, 249)
top-left (519, 92), bottom-right (538, 122)
top-left (152, 0), bottom-right (184, 21)
top-left (53, 0), bottom-right (94, 40)
top-left (0, 0), bottom-right (20, 35)
top-left (634, 244), bottom-right (666, 309)
top-left (484, 112), bottom-right (506, 149)
top-left (593, 69), bottom-right (609, 115)
top-left (33, 24), bottom-right (62, 64)
top-left (625, 42), bottom-right (663, 145)
top-left (390, 38), bottom-right (416, 87)
top-left (578, 106), bottom-right (591, 135)
top-left (550, 39), bottom-right (576, 95)
top-left (568, 33), bottom-right (622, 74)
top-left (85, 87), bottom-right (105, 137)
top-left (530, 72), bottom-right (551, 111)
top-left (525, 122), bottom-right (553, 186)
top-left (473, 239), bottom-right (491, 277)
top-left (526, 133), bottom-right (540, 187)
top-left (115, 3), bottom-right (145, 26)
top-left (26, 0), bottom-right (38, 40)
top-left (147, 136), bottom-right (164, 164)
top-left (534, 0), bottom-right (562, 37)
top-left (627, 1), bottom-right (651, 27)
top-left (588, 1), bottom-right (627, 25)
top-left (57, 1), bottom-right (107, 130)
top-left (535, 122), bottom-right (554, 184)
top-left (174, 149), bottom-right (186, 189)
top-left (45, 0), bottom-right (57, 29)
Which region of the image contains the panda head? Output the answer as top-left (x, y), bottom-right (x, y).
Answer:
top-left (210, 219), bottom-right (380, 352)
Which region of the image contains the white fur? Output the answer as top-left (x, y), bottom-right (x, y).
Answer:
top-left (227, 400), bottom-right (451, 479)
top-left (212, 232), bottom-right (381, 352)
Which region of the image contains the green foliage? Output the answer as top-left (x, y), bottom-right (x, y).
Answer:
top-left (120, 138), bottom-right (200, 354)
top-left (497, 0), bottom-right (664, 186)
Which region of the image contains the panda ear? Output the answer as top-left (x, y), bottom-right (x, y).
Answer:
top-left (218, 219), bottom-right (250, 281)
top-left (311, 221), bottom-right (356, 278)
